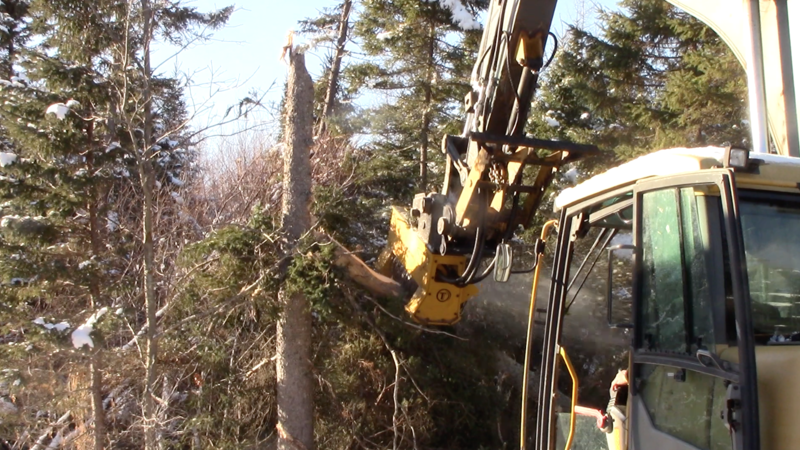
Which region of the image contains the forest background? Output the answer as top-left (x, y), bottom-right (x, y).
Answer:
top-left (0, 0), bottom-right (748, 448)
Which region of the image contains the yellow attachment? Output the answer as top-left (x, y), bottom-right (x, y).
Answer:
top-left (387, 206), bottom-right (479, 326)
top-left (559, 346), bottom-right (579, 450)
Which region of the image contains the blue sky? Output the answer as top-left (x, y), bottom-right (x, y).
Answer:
top-left (153, 0), bottom-right (619, 137)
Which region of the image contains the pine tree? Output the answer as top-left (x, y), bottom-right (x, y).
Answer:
top-left (348, 0), bottom-right (484, 192)
top-left (528, 0), bottom-right (748, 177)
top-left (0, 0), bottom-right (230, 447)
top-left (0, 0), bottom-right (29, 79)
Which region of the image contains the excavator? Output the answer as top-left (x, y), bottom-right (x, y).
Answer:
top-left (381, 0), bottom-right (800, 449)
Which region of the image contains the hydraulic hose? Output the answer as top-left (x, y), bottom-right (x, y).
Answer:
top-left (520, 219), bottom-right (558, 450)
top-left (439, 192), bottom-right (489, 287)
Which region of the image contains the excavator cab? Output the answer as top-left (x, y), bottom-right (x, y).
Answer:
top-left (533, 148), bottom-right (800, 450)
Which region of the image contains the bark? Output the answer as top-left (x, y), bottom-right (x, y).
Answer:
top-left (276, 49), bottom-right (315, 450)
top-left (316, 0), bottom-right (352, 137)
top-left (90, 353), bottom-right (105, 450)
top-left (281, 51), bottom-right (313, 241)
top-left (86, 119), bottom-right (107, 450)
top-left (140, 1), bottom-right (160, 448)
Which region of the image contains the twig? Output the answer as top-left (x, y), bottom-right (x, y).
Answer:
top-left (362, 295), bottom-right (467, 341)
top-left (245, 355), bottom-right (274, 379)
top-left (390, 349), bottom-right (402, 450)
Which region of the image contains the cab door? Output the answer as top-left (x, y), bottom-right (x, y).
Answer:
top-left (629, 170), bottom-right (759, 450)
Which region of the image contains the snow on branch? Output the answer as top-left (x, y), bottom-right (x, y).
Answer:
top-left (45, 99), bottom-right (80, 120)
top-left (71, 307), bottom-right (108, 349)
top-left (32, 317), bottom-right (70, 332)
top-left (0, 152), bottom-right (16, 167)
top-left (432, 0), bottom-right (481, 30)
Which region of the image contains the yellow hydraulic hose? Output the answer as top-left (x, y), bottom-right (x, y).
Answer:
top-left (520, 219), bottom-right (558, 450)
top-left (559, 346), bottom-right (579, 450)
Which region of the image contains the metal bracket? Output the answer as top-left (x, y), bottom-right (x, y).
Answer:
top-left (723, 383), bottom-right (744, 450)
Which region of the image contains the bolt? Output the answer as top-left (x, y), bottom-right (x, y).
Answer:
top-left (438, 217), bottom-right (450, 235)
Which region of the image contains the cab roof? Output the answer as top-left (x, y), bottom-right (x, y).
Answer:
top-left (554, 147), bottom-right (800, 211)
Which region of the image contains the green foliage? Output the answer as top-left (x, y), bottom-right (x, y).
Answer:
top-left (529, 0), bottom-right (748, 177)
top-left (0, 0), bottom-right (233, 447)
top-left (348, 0), bottom-right (484, 191)
top-left (170, 194), bottom-right (508, 448)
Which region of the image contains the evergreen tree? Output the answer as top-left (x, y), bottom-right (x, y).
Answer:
top-left (0, 0), bottom-right (29, 79)
top-left (0, 0), bottom-right (230, 447)
top-left (529, 0), bottom-right (749, 177)
top-left (349, 0), bottom-right (485, 192)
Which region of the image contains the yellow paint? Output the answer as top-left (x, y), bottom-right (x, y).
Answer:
top-left (388, 207), bottom-right (479, 325)
top-left (455, 146), bottom-right (489, 227)
top-left (515, 32), bottom-right (544, 67)
top-left (559, 346), bottom-right (579, 450)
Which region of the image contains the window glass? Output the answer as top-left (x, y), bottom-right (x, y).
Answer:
top-left (641, 189), bottom-right (686, 352)
top-left (679, 188), bottom-right (716, 350)
top-left (740, 195), bottom-right (800, 343)
top-left (639, 364), bottom-right (731, 450)
top-left (555, 413), bottom-right (609, 450)
top-left (641, 188), bottom-right (717, 352)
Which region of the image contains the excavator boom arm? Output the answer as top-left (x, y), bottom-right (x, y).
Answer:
top-left (385, 0), bottom-right (599, 325)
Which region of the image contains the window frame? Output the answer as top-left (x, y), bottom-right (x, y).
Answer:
top-left (632, 169), bottom-right (759, 450)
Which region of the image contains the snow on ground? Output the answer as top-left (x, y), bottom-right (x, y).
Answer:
top-left (0, 152), bottom-right (16, 167)
top-left (171, 192), bottom-right (184, 205)
top-left (71, 307), bottom-right (108, 349)
top-left (168, 174), bottom-right (184, 187)
top-left (0, 398), bottom-right (17, 415)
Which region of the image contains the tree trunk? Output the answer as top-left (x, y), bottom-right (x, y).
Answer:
top-left (139, 1), bottom-right (160, 448)
top-left (276, 49), bottom-right (315, 450)
top-left (419, 19), bottom-right (436, 191)
top-left (316, 0), bottom-right (352, 137)
top-left (90, 353), bottom-right (105, 450)
top-left (86, 119), bottom-right (107, 450)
